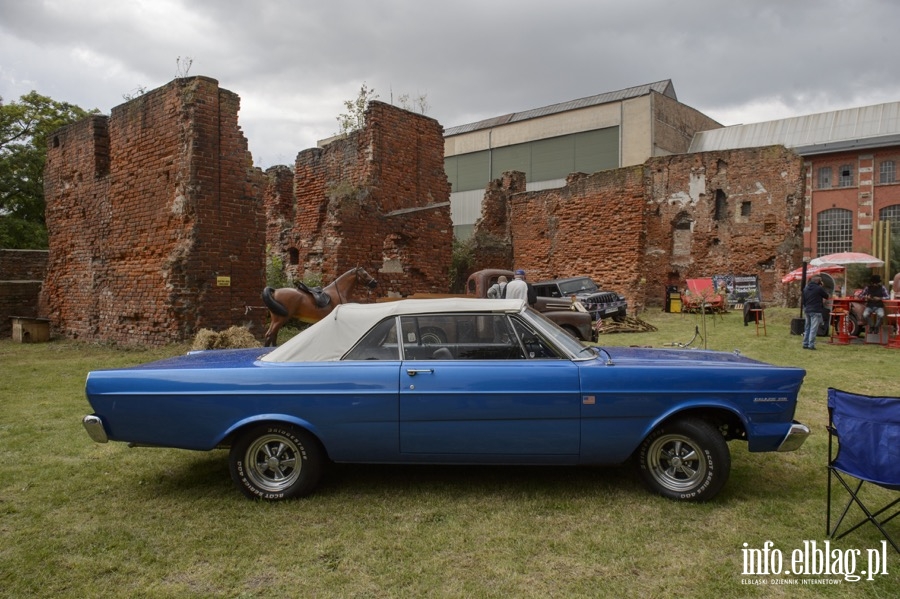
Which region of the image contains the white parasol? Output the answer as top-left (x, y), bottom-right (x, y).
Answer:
top-left (809, 252), bottom-right (885, 295)
top-left (810, 252), bottom-right (884, 268)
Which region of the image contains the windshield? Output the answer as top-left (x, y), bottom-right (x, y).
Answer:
top-left (558, 278), bottom-right (599, 295)
top-left (519, 307), bottom-right (593, 359)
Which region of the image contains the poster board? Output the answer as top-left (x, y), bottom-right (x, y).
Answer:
top-left (712, 274), bottom-right (760, 306)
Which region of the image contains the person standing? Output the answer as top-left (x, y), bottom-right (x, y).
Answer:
top-left (487, 275), bottom-right (508, 299)
top-left (801, 275), bottom-right (829, 350)
top-left (504, 269), bottom-right (537, 306)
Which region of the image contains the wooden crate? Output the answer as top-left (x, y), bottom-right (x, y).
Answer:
top-left (10, 317), bottom-right (50, 343)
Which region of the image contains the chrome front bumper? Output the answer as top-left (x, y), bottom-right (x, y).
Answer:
top-left (82, 415), bottom-right (109, 443)
top-left (777, 421), bottom-right (810, 452)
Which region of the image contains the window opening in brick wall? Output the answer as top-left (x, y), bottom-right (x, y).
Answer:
top-left (816, 208), bottom-right (853, 255)
top-left (879, 204), bottom-right (900, 234)
top-left (287, 248), bottom-right (299, 265)
top-left (817, 167), bottom-right (832, 189)
top-left (672, 213), bottom-right (693, 257)
top-left (740, 201), bottom-right (751, 217)
top-left (879, 160), bottom-right (896, 184)
top-left (838, 164), bottom-right (854, 187)
top-left (714, 189), bottom-right (727, 221)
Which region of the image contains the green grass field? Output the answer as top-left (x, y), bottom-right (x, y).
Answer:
top-left (1, 307), bottom-right (898, 598)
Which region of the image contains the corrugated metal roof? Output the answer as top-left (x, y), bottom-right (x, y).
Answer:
top-left (444, 80), bottom-right (676, 137)
top-left (689, 101), bottom-right (900, 154)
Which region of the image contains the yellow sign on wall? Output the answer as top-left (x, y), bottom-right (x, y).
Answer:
top-left (217, 276), bottom-right (231, 287)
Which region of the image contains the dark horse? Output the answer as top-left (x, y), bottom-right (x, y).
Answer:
top-left (261, 267), bottom-right (378, 346)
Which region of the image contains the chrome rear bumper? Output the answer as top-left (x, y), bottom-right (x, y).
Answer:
top-left (777, 421), bottom-right (810, 452)
top-left (82, 415), bottom-right (109, 443)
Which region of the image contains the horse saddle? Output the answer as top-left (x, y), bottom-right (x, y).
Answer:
top-left (295, 282), bottom-right (332, 309)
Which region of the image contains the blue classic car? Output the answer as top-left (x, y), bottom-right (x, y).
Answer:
top-left (83, 298), bottom-right (809, 501)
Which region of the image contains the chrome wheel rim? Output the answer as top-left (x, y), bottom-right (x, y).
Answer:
top-left (646, 433), bottom-right (707, 492)
top-left (245, 434), bottom-right (302, 493)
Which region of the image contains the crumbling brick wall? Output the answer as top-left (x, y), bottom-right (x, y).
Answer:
top-left (41, 77), bottom-right (266, 345)
top-left (643, 146), bottom-right (805, 306)
top-left (472, 145), bottom-right (805, 308)
top-left (267, 101), bottom-right (452, 297)
top-left (0, 249), bottom-right (48, 336)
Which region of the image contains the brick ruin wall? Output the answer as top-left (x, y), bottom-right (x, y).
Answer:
top-left (473, 145), bottom-right (805, 308)
top-left (32, 76), bottom-right (804, 344)
top-left (40, 77), bottom-right (266, 345)
top-left (643, 146), bottom-right (805, 306)
top-left (267, 101), bottom-right (452, 297)
top-left (0, 249), bottom-right (48, 336)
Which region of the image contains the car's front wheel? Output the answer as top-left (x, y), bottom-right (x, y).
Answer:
top-left (229, 424), bottom-right (323, 500)
top-left (637, 418), bottom-right (730, 501)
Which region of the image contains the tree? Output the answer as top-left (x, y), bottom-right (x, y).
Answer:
top-left (0, 91), bottom-right (95, 248)
top-left (397, 92), bottom-right (430, 115)
top-left (335, 84), bottom-right (432, 136)
top-left (335, 83), bottom-right (379, 135)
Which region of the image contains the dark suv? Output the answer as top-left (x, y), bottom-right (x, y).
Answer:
top-left (533, 276), bottom-right (627, 320)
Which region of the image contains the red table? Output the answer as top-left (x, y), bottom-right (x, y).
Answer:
top-left (828, 297), bottom-right (855, 345)
top-left (883, 299), bottom-right (900, 348)
top-left (828, 297), bottom-right (900, 346)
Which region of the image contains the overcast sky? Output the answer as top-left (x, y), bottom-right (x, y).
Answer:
top-left (2, 0), bottom-right (899, 169)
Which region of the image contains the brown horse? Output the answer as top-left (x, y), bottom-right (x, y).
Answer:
top-left (262, 267), bottom-right (378, 346)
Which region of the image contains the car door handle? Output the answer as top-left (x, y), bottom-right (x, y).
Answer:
top-left (406, 368), bottom-right (434, 376)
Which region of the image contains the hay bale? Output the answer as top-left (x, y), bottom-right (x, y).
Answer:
top-left (191, 326), bottom-right (262, 350)
top-left (218, 326), bottom-right (262, 349)
top-left (191, 329), bottom-right (219, 350)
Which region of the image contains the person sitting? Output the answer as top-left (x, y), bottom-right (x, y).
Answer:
top-left (861, 274), bottom-right (889, 334)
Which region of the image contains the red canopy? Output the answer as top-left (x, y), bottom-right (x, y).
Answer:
top-left (781, 264), bottom-right (844, 284)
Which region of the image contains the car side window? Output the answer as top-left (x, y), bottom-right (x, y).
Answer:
top-left (510, 317), bottom-right (562, 359)
top-left (343, 317), bottom-right (400, 360)
top-left (399, 314), bottom-right (525, 360)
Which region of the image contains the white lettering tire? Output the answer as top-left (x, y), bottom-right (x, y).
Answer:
top-left (229, 424), bottom-right (323, 500)
top-left (637, 418), bottom-right (730, 501)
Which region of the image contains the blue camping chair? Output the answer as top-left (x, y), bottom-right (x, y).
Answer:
top-left (826, 388), bottom-right (900, 553)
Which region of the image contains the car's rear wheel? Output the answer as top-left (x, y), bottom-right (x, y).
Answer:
top-left (229, 424), bottom-right (323, 500)
top-left (637, 418), bottom-right (730, 501)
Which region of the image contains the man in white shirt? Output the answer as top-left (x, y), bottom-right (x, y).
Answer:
top-left (504, 270), bottom-right (536, 305)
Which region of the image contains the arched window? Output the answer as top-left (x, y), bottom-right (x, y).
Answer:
top-left (817, 167), bottom-right (832, 189)
top-left (879, 204), bottom-right (900, 234)
top-left (879, 160), bottom-right (896, 184)
top-left (838, 165), bottom-right (854, 187)
top-left (816, 208), bottom-right (853, 255)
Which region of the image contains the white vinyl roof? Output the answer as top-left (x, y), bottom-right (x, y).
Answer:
top-left (261, 298), bottom-right (527, 363)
